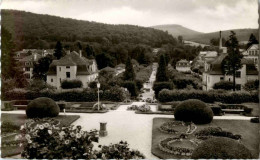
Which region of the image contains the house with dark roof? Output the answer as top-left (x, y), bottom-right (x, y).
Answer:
top-left (46, 50), bottom-right (98, 88)
top-left (176, 59), bottom-right (191, 73)
top-left (202, 53), bottom-right (258, 91)
top-left (18, 53), bottom-right (43, 79)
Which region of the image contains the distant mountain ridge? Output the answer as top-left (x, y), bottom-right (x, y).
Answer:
top-left (151, 24), bottom-right (258, 45)
top-left (151, 24), bottom-right (203, 38)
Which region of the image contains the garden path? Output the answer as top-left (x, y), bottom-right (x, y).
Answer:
top-left (141, 63), bottom-right (157, 100)
top-left (2, 108), bottom-right (253, 159)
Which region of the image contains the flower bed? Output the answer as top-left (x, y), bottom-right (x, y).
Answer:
top-left (158, 137), bottom-right (197, 156)
top-left (127, 104), bottom-right (151, 112)
top-left (195, 127), bottom-right (242, 140)
top-left (159, 121), bottom-right (185, 134)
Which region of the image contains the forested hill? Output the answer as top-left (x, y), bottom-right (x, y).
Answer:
top-left (2, 9), bottom-right (177, 50)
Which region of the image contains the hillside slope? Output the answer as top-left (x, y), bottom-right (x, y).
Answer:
top-left (185, 29), bottom-right (258, 44)
top-left (2, 9), bottom-right (177, 50)
top-left (151, 24), bottom-right (203, 38)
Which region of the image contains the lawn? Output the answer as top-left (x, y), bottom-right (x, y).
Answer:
top-left (242, 103), bottom-right (259, 117)
top-left (152, 118), bottom-right (259, 159)
top-left (1, 113), bottom-right (80, 158)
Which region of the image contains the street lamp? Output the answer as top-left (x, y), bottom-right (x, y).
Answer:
top-left (97, 82), bottom-right (100, 111)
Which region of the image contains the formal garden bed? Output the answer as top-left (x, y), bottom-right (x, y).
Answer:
top-left (1, 113), bottom-right (80, 158)
top-left (152, 118), bottom-right (259, 159)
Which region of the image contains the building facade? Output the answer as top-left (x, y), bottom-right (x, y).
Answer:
top-left (46, 51), bottom-right (98, 88)
top-left (176, 59), bottom-right (191, 72)
top-left (202, 53), bottom-right (258, 91)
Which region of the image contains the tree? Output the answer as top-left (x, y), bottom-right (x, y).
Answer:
top-left (178, 35), bottom-right (183, 44)
top-left (1, 27), bottom-right (17, 79)
top-left (222, 31), bottom-right (243, 91)
top-left (246, 33), bottom-right (259, 49)
top-left (53, 41), bottom-right (63, 59)
top-left (95, 53), bottom-right (116, 69)
top-left (85, 44), bottom-right (95, 59)
top-left (156, 54), bottom-right (168, 82)
top-left (32, 55), bottom-right (53, 81)
top-left (123, 57), bottom-right (136, 81)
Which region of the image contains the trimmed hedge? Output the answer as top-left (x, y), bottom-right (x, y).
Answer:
top-left (61, 79), bottom-right (83, 89)
top-left (191, 137), bottom-right (252, 159)
top-left (250, 117), bottom-right (259, 123)
top-left (158, 89), bottom-right (258, 104)
top-left (3, 87), bottom-right (127, 102)
top-left (121, 81), bottom-right (138, 97)
top-left (174, 99), bottom-right (213, 124)
top-left (153, 82), bottom-right (173, 98)
top-left (213, 81), bottom-right (239, 90)
top-left (26, 97), bottom-right (60, 118)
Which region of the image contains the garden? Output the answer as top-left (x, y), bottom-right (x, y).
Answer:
top-left (151, 99), bottom-right (259, 159)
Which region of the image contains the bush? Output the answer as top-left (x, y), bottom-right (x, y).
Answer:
top-left (250, 117), bottom-right (259, 123)
top-left (191, 137), bottom-right (252, 159)
top-left (121, 81), bottom-right (138, 97)
top-left (27, 79), bottom-right (56, 92)
top-left (20, 118), bottom-right (144, 159)
top-left (174, 99), bottom-right (213, 124)
top-left (213, 81), bottom-right (240, 90)
top-left (153, 82), bottom-right (173, 98)
top-left (88, 81), bottom-right (97, 89)
top-left (26, 97), bottom-right (60, 118)
top-left (134, 79), bottom-right (143, 91)
top-left (173, 78), bottom-right (198, 89)
top-left (3, 87), bottom-right (127, 102)
top-left (61, 79), bottom-right (83, 89)
top-left (1, 120), bottom-right (20, 133)
top-left (243, 80), bottom-right (259, 92)
top-left (158, 89), bottom-right (258, 104)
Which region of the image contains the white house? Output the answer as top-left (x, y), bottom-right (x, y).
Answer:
top-left (18, 53), bottom-right (43, 79)
top-left (176, 59), bottom-right (191, 72)
top-left (46, 51), bottom-right (98, 88)
top-left (202, 53), bottom-right (258, 91)
top-left (242, 44), bottom-right (259, 68)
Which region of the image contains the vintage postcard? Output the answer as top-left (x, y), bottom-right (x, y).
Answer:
top-left (1, 0), bottom-right (259, 159)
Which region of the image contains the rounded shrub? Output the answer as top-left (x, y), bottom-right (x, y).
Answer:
top-left (191, 137), bottom-right (252, 159)
top-left (174, 99), bottom-right (213, 124)
top-left (26, 97), bottom-right (60, 118)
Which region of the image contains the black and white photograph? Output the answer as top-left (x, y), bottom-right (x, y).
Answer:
top-left (1, 0), bottom-right (259, 159)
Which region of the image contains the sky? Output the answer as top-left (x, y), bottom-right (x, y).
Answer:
top-left (1, 0), bottom-right (258, 33)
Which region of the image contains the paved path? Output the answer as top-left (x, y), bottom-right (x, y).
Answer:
top-left (2, 107), bottom-right (253, 159)
top-left (142, 63), bottom-right (157, 100)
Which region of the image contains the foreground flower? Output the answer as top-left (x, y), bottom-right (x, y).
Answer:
top-left (25, 134), bottom-right (31, 140)
top-left (43, 123), bottom-right (50, 128)
top-left (20, 125), bottom-right (24, 130)
top-left (76, 133), bottom-right (81, 139)
top-left (65, 140), bottom-right (70, 145)
top-left (39, 125), bottom-right (44, 130)
top-left (28, 140), bottom-right (32, 144)
top-left (48, 130), bottom-right (52, 135)
top-left (70, 132), bottom-right (75, 137)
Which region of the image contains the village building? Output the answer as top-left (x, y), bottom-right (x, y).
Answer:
top-left (176, 59), bottom-right (191, 73)
top-left (46, 50), bottom-right (98, 88)
top-left (202, 53), bottom-right (258, 91)
top-left (18, 53), bottom-right (43, 79)
top-left (242, 44), bottom-right (259, 68)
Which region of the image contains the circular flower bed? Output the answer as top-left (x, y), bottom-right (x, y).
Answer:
top-left (158, 137), bottom-right (198, 156)
top-left (159, 121), bottom-right (185, 134)
top-left (195, 127), bottom-right (242, 140)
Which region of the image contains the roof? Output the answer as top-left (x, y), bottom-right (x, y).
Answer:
top-left (47, 51), bottom-right (96, 75)
top-left (204, 51), bottom-right (218, 58)
top-left (177, 59), bottom-right (189, 63)
top-left (206, 53), bottom-right (258, 75)
top-left (19, 53), bottom-right (43, 62)
top-left (247, 44), bottom-right (258, 50)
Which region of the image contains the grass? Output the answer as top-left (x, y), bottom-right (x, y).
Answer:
top-left (152, 118), bottom-right (259, 159)
top-left (242, 103), bottom-right (259, 117)
top-left (1, 113), bottom-right (80, 158)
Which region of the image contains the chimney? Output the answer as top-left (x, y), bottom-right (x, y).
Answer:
top-left (219, 31), bottom-right (222, 50)
top-left (34, 53), bottom-right (37, 61)
top-left (79, 50), bottom-right (82, 57)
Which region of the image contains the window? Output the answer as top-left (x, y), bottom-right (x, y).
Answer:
top-left (66, 66), bottom-right (70, 69)
top-left (235, 71), bottom-right (241, 78)
top-left (208, 77), bottom-right (210, 83)
top-left (66, 72), bottom-right (70, 78)
top-left (59, 67), bottom-right (61, 71)
top-left (51, 78), bottom-right (53, 82)
top-left (60, 78), bottom-right (61, 82)
top-left (25, 67), bottom-right (30, 71)
top-left (229, 78), bottom-right (231, 82)
top-left (25, 73), bottom-right (30, 79)
top-left (220, 77), bottom-right (224, 80)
